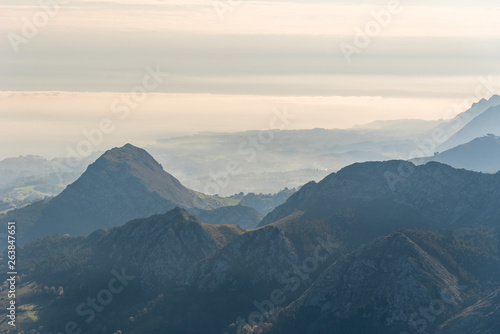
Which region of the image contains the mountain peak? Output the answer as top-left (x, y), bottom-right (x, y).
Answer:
top-left (16, 145), bottom-right (214, 243)
top-left (439, 103), bottom-right (500, 151)
top-left (168, 207), bottom-right (194, 221)
top-left (96, 143), bottom-right (162, 170)
top-left (106, 143), bottom-right (144, 156)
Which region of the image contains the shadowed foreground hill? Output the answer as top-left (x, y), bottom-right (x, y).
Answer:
top-left (5, 217), bottom-right (499, 334)
top-left (272, 233), bottom-right (462, 334)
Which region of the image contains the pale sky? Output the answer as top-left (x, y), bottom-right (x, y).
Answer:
top-left (1, 0), bottom-right (500, 159)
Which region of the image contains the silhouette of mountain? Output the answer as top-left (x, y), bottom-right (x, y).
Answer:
top-left (3, 144), bottom-right (227, 243)
top-left (415, 134), bottom-right (500, 173)
top-left (439, 104), bottom-right (500, 151)
top-left (259, 160), bottom-right (500, 232)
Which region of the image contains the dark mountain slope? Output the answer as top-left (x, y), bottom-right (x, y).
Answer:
top-left (125, 221), bottom-right (343, 334)
top-left (271, 233), bottom-right (463, 334)
top-left (5, 208), bottom-right (244, 334)
top-left (260, 160), bottom-right (500, 230)
top-left (439, 104), bottom-right (500, 151)
top-left (5, 216), bottom-right (500, 333)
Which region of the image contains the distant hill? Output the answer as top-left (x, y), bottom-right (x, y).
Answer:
top-left (229, 188), bottom-right (296, 215)
top-left (1, 144), bottom-right (231, 244)
top-left (355, 119), bottom-right (443, 137)
top-left (439, 104), bottom-right (500, 151)
top-left (188, 204), bottom-right (263, 229)
top-left (414, 134), bottom-right (500, 173)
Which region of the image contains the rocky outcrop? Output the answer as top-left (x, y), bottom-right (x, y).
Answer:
top-left (440, 289), bottom-right (500, 334)
top-left (274, 233), bottom-right (462, 334)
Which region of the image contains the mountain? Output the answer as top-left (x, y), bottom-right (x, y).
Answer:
top-left (414, 134), bottom-right (500, 173)
top-left (3, 208), bottom-right (244, 334)
top-left (229, 188), bottom-right (296, 215)
top-left (188, 204), bottom-right (263, 229)
top-left (438, 104), bottom-right (500, 151)
top-left (4, 211), bottom-right (499, 334)
top-left (271, 233), bottom-right (462, 334)
top-left (2, 144), bottom-right (229, 244)
top-left (440, 289), bottom-right (500, 334)
top-left (259, 160), bottom-right (500, 232)
top-left (436, 94), bottom-right (500, 141)
top-left (179, 225), bottom-right (301, 291)
top-left (18, 208), bottom-right (245, 286)
top-left (7, 218), bottom-right (498, 334)
top-left (4, 152), bottom-right (500, 333)
top-left (4, 209), bottom-right (344, 334)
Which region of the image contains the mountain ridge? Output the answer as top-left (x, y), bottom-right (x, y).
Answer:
top-left (439, 104), bottom-right (500, 151)
top-left (259, 160), bottom-right (500, 230)
top-left (414, 134), bottom-right (500, 173)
